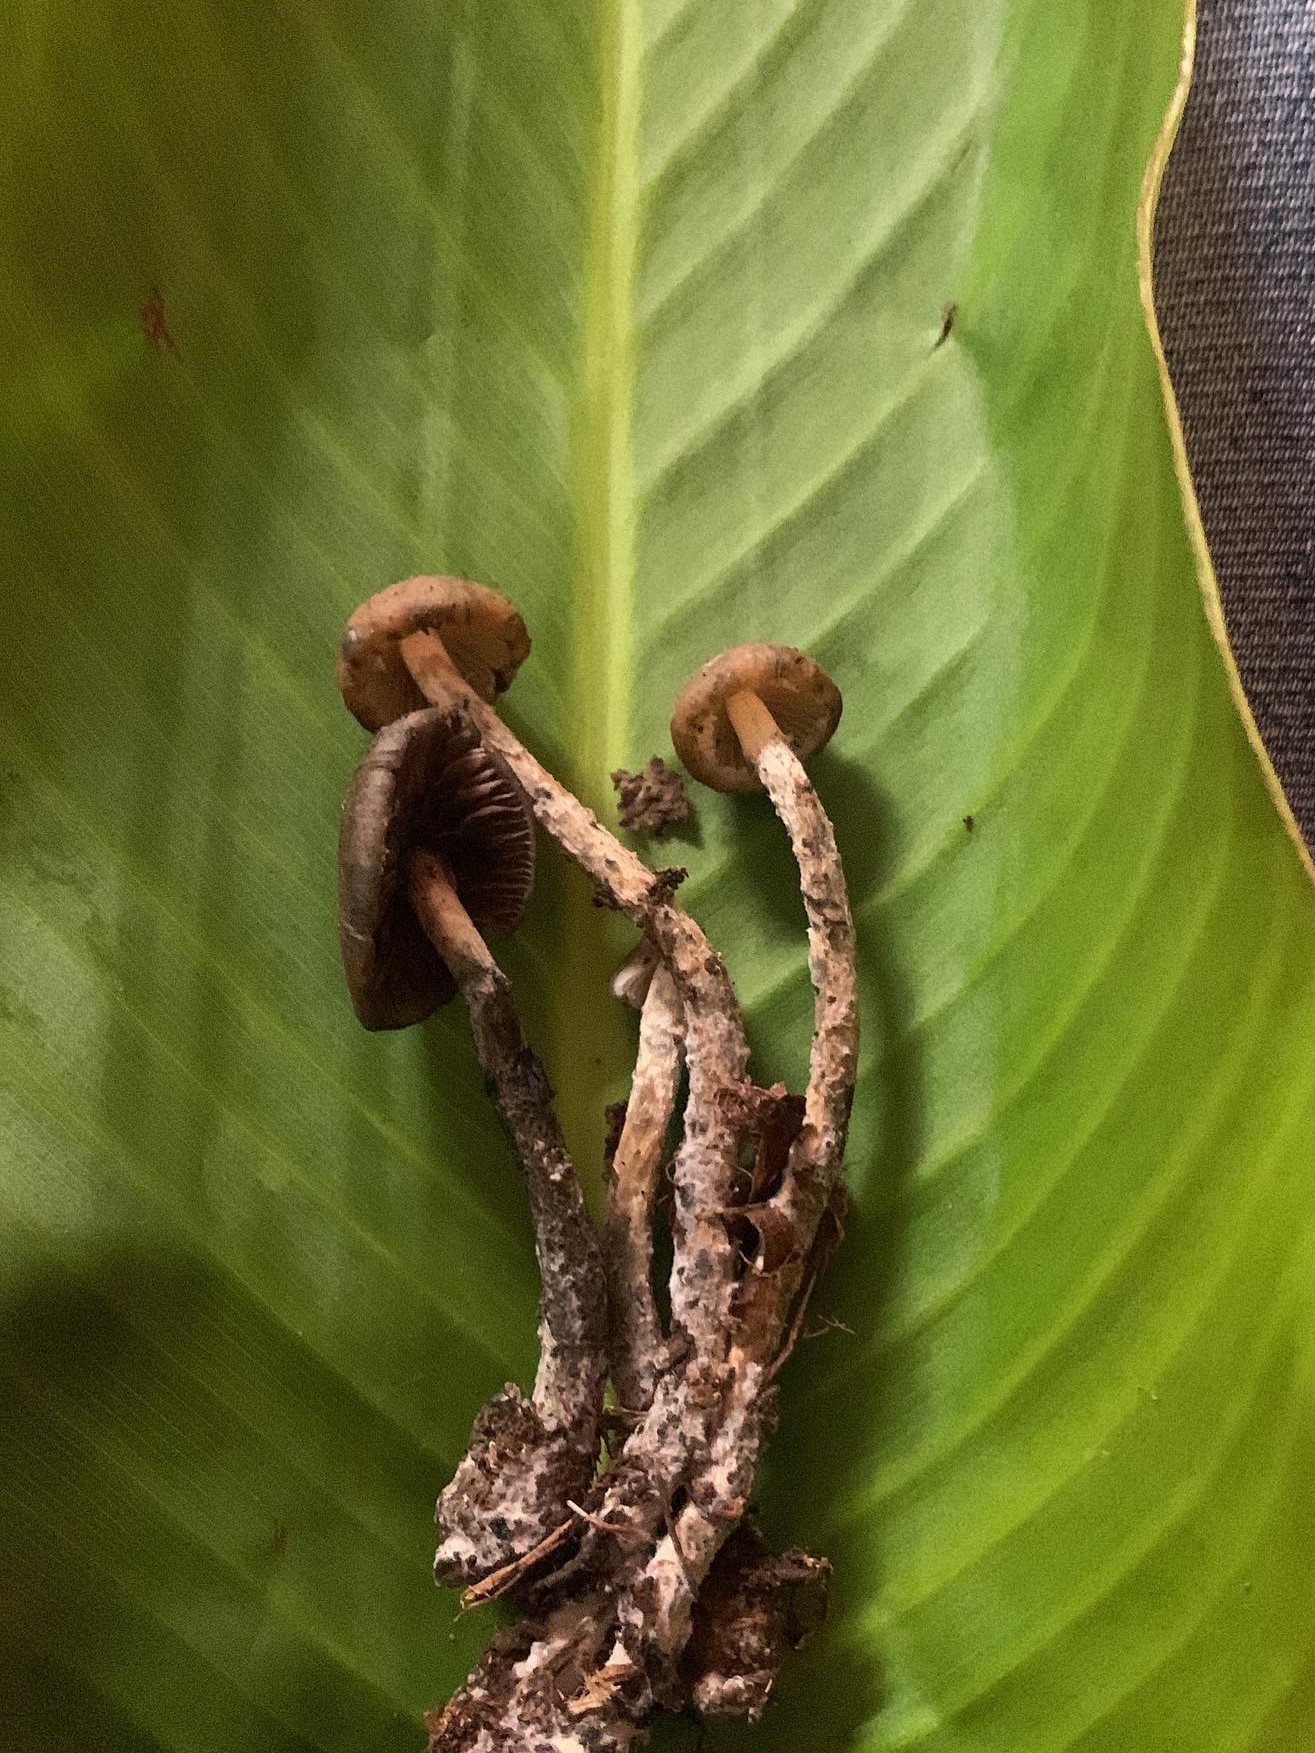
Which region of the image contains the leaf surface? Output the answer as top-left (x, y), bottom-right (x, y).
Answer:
top-left (3, 2), bottom-right (1315, 1750)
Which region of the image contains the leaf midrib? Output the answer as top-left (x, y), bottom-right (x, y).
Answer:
top-left (548, 1), bottom-right (643, 1165)
top-left (572, 1), bottom-right (639, 790)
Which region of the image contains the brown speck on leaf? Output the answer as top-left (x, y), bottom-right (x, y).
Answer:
top-left (934, 301), bottom-right (958, 349)
top-left (963, 813), bottom-right (974, 833)
top-left (612, 758), bottom-right (693, 836)
top-left (140, 285), bottom-right (180, 358)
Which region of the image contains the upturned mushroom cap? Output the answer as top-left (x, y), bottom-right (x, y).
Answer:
top-left (338, 576), bottom-right (531, 732)
top-left (670, 643), bottom-right (842, 795)
top-left (338, 706), bottom-right (536, 1030)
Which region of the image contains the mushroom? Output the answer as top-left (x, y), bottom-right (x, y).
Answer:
top-left (338, 697), bottom-right (536, 1032)
top-left (605, 942), bottom-right (686, 1416)
top-left (540, 648), bottom-right (858, 1704)
top-left (670, 642), bottom-right (842, 797)
top-left (337, 574), bottom-right (531, 732)
top-left (670, 643), bottom-right (858, 1363)
top-left (338, 703), bottom-right (608, 1585)
top-left (338, 577), bottom-right (751, 1371)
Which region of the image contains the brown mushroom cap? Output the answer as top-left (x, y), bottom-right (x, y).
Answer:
top-left (337, 576), bottom-right (531, 732)
top-left (338, 706), bottom-right (536, 1030)
top-left (670, 643), bottom-right (842, 795)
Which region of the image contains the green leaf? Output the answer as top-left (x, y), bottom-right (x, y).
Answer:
top-left (4, 1), bottom-right (1314, 1749)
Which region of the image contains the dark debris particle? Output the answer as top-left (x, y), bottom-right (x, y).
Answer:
top-left (934, 301), bottom-right (958, 349)
top-left (962, 814), bottom-right (974, 833)
top-left (612, 758), bottom-right (693, 837)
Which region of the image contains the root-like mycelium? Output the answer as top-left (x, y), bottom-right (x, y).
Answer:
top-left (333, 588), bottom-right (858, 1751)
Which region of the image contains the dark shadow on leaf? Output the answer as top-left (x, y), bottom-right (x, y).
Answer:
top-left (0, 1241), bottom-right (473, 1751)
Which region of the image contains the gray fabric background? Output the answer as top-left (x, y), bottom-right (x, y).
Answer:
top-left (1155, 1), bottom-right (1315, 846)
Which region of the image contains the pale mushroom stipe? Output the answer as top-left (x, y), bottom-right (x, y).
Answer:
top-left (332, 583), bottom-right (857, 1753)
top-left (604, 940), bottom-right (685, 1415)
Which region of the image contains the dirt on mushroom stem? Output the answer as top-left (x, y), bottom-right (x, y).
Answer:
top-left (684, 1524), bottom-right (831, 1723)
top-left (426, 1506), bottom-right (829, 1753)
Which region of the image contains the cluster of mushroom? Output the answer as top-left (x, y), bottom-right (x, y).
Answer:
top-left (334, 578), bottom-right (858, 1753)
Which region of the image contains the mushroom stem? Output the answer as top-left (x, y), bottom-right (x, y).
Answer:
top-left (400, 626), bottom-right (463, 696)
top-left (721, 699), bottom-right (859, 1362)
top-left (606, 961), bottom-right (685, 1414)
top-left (409, 848), bottom-right (605, 1409)
top-left (407, 849), bottom-right (609, 1582)
top-left (725, 688), bottom-right (779, 766)
top-left (398, 640), bottom-right (750, 1370)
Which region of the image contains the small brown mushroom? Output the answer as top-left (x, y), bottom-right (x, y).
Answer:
top-left (337, 704), bottom-right (607, 1585)
top-left (670, 643), bottom-right (842, 798)
top-left (337, 575), bottom-right (531, 732)
top-left (605, 941), bottom-right (686, 1415)
top-left (671, 644), bottom-right (858, 1363)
